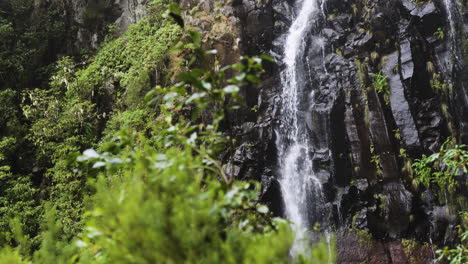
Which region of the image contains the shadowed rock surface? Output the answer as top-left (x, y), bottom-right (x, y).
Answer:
top-left (208, 0), bottom-right (468, 262)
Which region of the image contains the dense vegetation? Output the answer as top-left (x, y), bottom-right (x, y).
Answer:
top-left (413, 140), bottom-right (468, 264)
top-left (0, 0), bottom-right (466, 263)
top-left (0, 0), bottom-right (335, 263)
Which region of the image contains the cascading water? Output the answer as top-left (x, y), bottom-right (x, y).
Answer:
top-left (441, 0), bottom-right (468, 137)
top-left (276, 0), bottom-right (326, 256)
top-left (443, 0), bottom-right (460, 62)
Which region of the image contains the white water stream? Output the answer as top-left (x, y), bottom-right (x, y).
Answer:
top-left (276, 0), bottom-right (325, 257)
top-left (443, 0), bottom-right (459, 62)
top-left (443, 0), bottom-right (456, 41)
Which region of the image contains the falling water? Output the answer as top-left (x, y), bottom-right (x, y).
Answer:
top-left (442, 0), bottom-right (468, 133)
top-left (443, 0), bottom-right (456, 40)
top-left (443, 0), bottom-right (459, 61)
top-left (276, 0), bottom-right (326, 256)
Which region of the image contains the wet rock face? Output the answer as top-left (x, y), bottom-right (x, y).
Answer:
top-left (233, 0), bottom-right (275, 55)
top-left (49, 0), bottom-right (148, 49)
top-left (319, 0), bottom-right (467, 249)
top-left (336, 231), bottom-right (435, 264)
top-left (114, 0), bottom-right (147, 31)
top-left (227, 0), bottom-right (467, 262)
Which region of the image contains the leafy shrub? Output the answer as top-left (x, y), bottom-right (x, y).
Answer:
top-left (436, 213), bottom-right (467, 264)
top-left (413, 141), bottom-right (467, 264)
top-left (17, 0), bottom-right (182, 240)
top-left (413, 138), bottom-right (467, 192)
top-left (372, 71), bottom-right (390, 104)
top-left (70, 140), bottom-right (294, 263)
top-left (0, 2), bottom-right (337, 263)
top-left (436, 230), bottom-right (467, 264)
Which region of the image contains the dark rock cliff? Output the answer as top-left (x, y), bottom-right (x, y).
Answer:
top-left (217, 0), bottom-right (468, 262)
top-left (33, 0), bottom-right (147, 50)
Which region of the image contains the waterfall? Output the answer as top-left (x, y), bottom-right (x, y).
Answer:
top-left (276, 0), bottom-right (326, 256)
top-left (442, 0), bottom-right (468, 137)
top-left (443, 0), bottom-right (459, 62)
top-left (443, 0), bottom-right (455, 35)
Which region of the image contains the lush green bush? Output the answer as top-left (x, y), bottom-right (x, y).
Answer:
top-left (413, 140), bottom-right (467, 263)
top-left (15, 0), bottom-right (183, 240)
top-left (71, 7), bottom-right (181, 108)
top-left (436, 231), bottom-right (467, 264)
top-left (0, 0), bottom-right (80, 246)
top-left (72, 141), bottom-right (295, 264)
top-left (436, 212), bottom-right (467, 264)
top-left (0, 2), bottom-right (337, 263)
top-left (413, 138), bottom-right (467, 193)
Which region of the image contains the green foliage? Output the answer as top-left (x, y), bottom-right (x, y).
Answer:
top-left (413, 138), bottom-right (467, 192)
top-left (100, 108), bottom-right (157, 144)
top-left (413, 138), bottom-right (468, 264)
top-left (436, 231), bottom-right (468, 264)
top-left (16, 19), bottom-right (333, 262)
top-left (0, 169), bottom-right (39, 248)
top-left (431, 73), bottom-right (448, 91)
top-left (0, 247), bottom-right (24, 264)
top-left (0, 2), bottom-right (337, 263)
top-left (436, 213), bottom-right (468, 264)
top-left (22, 86), bottom-right (98, 162)
top-left (0, 0), bottom-right (80, 246)
top-left (21, 67), bottom-right (98, 238)
top-left (371, 71), bottom-right (390, 104)
top-left (0, 136), bottom-right (39, 251)
top-left (69, 141), bottom-right (294, 264)
top-left (14, 0), bottom-right (182, 240)
top-left (370, 144), bottom-right (383, 177)
top-left (0, 89), bottom-right (25, 162)
top-left (71, 8), bottom-right (181, 108)
top-left (435, 27), bottom-right (445, 40)
top-left (31, 206), bottom-right (92, 264)
top-left (0, 0), bottom-right (72, 90)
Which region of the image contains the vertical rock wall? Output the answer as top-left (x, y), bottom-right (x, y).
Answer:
top-left (225, 0), bottom-right (467, 262)
top-left (34, 0), bottom-right (148, 49)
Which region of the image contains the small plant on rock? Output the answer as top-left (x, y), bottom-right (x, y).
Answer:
top-left (413, 138), bottom-right (467, 193)
top-left (435, 27), bottom-right (445, 40)
top-left (372, 71), bottom-right (390, 104)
